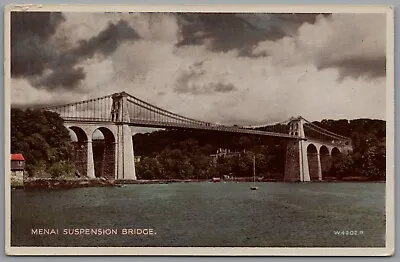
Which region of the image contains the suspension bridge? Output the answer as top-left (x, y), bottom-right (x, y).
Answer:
top-left (41, 91), bottom-right (352, 182)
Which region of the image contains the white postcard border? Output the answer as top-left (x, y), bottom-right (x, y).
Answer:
top-left (3, 4), bottom-right (395, 256)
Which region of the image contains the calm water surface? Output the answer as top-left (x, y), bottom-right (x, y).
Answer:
top-left (11, 182), bottom-right (385, 247)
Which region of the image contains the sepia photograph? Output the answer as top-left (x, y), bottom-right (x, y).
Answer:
top-left (4, 5), bottom-right (394, 256)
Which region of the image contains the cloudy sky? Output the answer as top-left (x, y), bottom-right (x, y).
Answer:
top-left (10, 12), bottom-right (387, 125)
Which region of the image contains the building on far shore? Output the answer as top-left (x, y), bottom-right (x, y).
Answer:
top-left (11, 153), bottom-right (25, 187)
top-left (210, 148), bottom-right (241, 165)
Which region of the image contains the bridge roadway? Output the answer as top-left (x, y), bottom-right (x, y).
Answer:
top-left (62, 117), bottom-right (301, 139)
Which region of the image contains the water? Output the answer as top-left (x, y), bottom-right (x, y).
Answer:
top-left (11, 182), bottom-right (386, 247)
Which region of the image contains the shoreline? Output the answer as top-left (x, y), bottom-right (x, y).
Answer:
top-left (12, 176), bottom-right (386, 190)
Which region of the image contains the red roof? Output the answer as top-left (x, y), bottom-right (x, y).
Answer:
top-left (11, 154), bottom-right (25, 161)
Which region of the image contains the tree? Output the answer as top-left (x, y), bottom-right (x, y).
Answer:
top-left (331, 154), bottom-right (354, 178)
top-left (131, 118), bottom-right (385, 181)
top-left (11, 108), bottom-right (75, 177)
top-left (326, 120), bottom-right (385, 179)
top-left (136, 157), bottom-right (162, 180)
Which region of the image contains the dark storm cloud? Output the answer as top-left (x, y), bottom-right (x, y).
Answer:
top-left (11, 12), bottom-right (65, 77)
top-left (317, 56), bottom-right (386, 80)
top-left (70, 20), bottom-right (141, 60)
top-left (31, 67), bottom-right (86, 88)
top-left (11, 12), bottom-right (141, 89)
top-left (41, 20), bottom-right (141, 89)
top-left (308, 13), bottom-right (386, 80)
top-left (175, 13), bottom-right (271, 52)
top-left (50, 20), bottom-right (141, 69)
top-left (175, 13), bottom-right (329, 56)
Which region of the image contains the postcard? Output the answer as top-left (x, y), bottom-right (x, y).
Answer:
top-left (4, 4), bottom-right (394, 256)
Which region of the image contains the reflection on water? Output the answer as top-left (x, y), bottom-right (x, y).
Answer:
top-left (11, 182), bottom-right (385, 247)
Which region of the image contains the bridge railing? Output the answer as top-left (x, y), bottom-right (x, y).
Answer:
top-left (62, 117), bottom-right (299, 139)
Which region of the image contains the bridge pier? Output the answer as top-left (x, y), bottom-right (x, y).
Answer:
top-left (284, 140), bottom-right (311, 182)
top-left (317, 153), bottom-right (322, 181)
top-left (86, 138), bottom-right (96, 179)
top-left (116, 124), bottom-right (136, 180)
top-left (112, 92), bottom-right (137, 180)
top-left (114, 141), bottom-right (118, 179)
top-left (284, 118), bottom-right (310, 182)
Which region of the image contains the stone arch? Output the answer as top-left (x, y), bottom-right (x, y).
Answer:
top-left (68, 126), bottom-right (89, 177)
top-left (330, 147), bottom-right (341, 175)
top-left (319, 146), bottom-right (330, 179)
top-left (92, 127), bottom-right (116, 179)
top-left (307, 144), bottom-right (319, 181)
top-left (69, 126), bottom-right (88, 142)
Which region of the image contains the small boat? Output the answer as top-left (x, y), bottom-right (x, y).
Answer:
top-left (212, 177), bottom-right (221, 183)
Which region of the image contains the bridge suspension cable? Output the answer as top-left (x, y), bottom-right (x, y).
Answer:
top-left (39, 94), bottom-right (114, 122)
top-left (125, 93), bottom-right (210, 126)
top-left (33, 91), bottom-right (349, 142)
top-left (301, 117), bottom-right (350, 141)
top-left (242, 117), bottom-right (293, 129)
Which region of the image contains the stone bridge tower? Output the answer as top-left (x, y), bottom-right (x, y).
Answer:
top-left (64, 92), bottom-right (137, 180)
top-left (284, 117), bottom-right (311, 182)
top-left (111, 92), bottom-right (136, 180)
top-left (284, 117), bottom-right (351, 182)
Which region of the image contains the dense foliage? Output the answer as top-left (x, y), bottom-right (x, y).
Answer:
top-left (315, 119), bottom-right (386, 179)
top-left (11, 108), bottom-right (75, 177)
top-left (134, 119), bottom-right (386, 180)
top-left (135, 134), bottom-right (284, 180)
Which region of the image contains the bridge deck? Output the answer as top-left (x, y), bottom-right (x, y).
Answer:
top-left (63, 118), bottom-right (299, 139)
